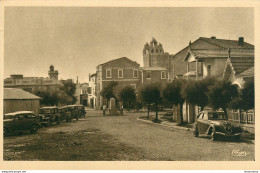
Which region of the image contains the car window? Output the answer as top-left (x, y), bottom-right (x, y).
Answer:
top-left (4, 115), bottom-right (14, 120)
top-left (29, 113), bottom-right (37, 118)
top-left (16, 114), bottom-right (24, 119)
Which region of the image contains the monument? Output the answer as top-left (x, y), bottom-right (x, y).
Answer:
top-left (109, 98), bottom-right (119, 116)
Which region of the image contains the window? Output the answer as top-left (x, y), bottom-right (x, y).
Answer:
top-left (161, 71), bottom-right (166, 79)
top-left (118, 69), bottom-right (123, 78)
top-left (131, 84), bottom-right (136, 90)
top-left (106, 69), bottom-right (112, 78)
top-left (133, 69), bottom-right (138, 78)
top-left (147, 71), bottom-right (151, 79)
top-left (151, 49), bottom-right (154, 53)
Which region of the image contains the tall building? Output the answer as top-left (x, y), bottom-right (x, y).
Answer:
top-left (143, 37), bottom-right (173, 80)
top-left (48, 65), bottom-right (59, 80)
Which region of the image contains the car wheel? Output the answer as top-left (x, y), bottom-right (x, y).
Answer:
top-left (235, 135), bottom-right (241, 141)
top-left (30, 125), bottom-right (38, 134)
top-left (211, 129), bottom-right (217, 141)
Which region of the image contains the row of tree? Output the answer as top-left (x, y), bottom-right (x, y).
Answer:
top-left (101, 77), bottom-right (254, 124)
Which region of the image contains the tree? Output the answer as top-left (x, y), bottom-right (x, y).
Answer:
top-left (229, 78), bottom-right (254, 111)
top-left (140, 83), bottom-right (162, 120)
top-left (119, 86), bottom-right (136, 110)
top-left (182, 77), bottom-right (216, 111)
top-left (100, 81), bottom-right (118, 106)
top-left (163, 79), bottom-right (186, 124)
top-left (241, 78), bottom-right (254, 111)
top-left (35, 91), bottom-right (58, 106)
top-left (58, 79), bottom-right (77, 105)
top-left (207, 81), bottom-right (238, 114)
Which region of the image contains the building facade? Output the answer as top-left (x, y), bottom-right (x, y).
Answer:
top-left (96, 57), bottom-right (141, 109)
top-left (4, 88), bottom-right (41, 115)
top-left (4, 65), bottom-right (60, 94)
top-left (172, 37), bottom-right (254, 79)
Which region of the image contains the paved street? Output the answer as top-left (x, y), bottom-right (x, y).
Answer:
top-left (4, 110), bottom-right (254, 161)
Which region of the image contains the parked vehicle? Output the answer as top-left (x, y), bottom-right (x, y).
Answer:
top-left (59, 105), bottom-right (79, 122)
top-left (4, 111), bottom-right (41, 136)
top-left (76, 105), bottom-right (86, 117)
top-left (39, 106), bottom-right (61, 126)
top-left (193, 110), bottom-right (242, 141)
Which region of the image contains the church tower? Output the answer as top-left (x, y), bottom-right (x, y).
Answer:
top-left (143, 37), bottom-right (170, 68)
top-left (48, 65), bottom-right (59, 80)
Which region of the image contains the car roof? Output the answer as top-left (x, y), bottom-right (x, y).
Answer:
top-left (201, 110), bottom-right (225, 114)
top-left (5, 111), bottom-right (35, 116)
top-left (59, 105), bottom-right (77, 109)
top-left (40, 106), bottom-right (58, 109)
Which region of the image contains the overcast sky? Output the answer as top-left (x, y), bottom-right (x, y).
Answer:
top-left (4, 7), bottom-right (254, 82)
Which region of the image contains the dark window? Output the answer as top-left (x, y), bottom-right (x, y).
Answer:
top-left (133, 69), bottom-right (138, 78)
top-left (147, 71), bottom-right (151, 79)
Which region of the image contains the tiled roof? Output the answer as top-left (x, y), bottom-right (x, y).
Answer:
top-left (229, 57), bottom-right (254, 75)
top-left (98, 57), bottom-right (140, 66)
top-left (140, 67), bottom-right (167, 71)
top-left (4, 88), bottom-right (41, 100)
top-left (237, 66), bottom-right (254, 77)
top-left (185, 49), bottom-right (254, 61)
top-left (200, 37), bottom-right (254, 49)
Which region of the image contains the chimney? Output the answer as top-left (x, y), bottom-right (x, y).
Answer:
top-left (211, 36), bottom-right (216, 39)
top-left (238, 37), bottom-right (244, 46)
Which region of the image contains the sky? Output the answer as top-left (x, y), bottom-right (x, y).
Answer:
top-left (4, 7), bottom-right (254, 83)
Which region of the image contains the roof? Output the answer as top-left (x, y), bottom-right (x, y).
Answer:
top-left (140, 67), bottom-right (167, 71)
top-left (40, 106), bottom-right (58, 109)
top-left (98, 57), bottom-right (140, 67)
top-left (174, 37), bottom-right (254, 60)
top-left (199, 37), bottom-right (254, 49)
top-left (90, 73), bottom-right (97, 77)
top-left (237, 66), bottom-right (254, 77)
top-left (4, 88), bottom-right (41, 100)
top-left (185, 49), bottom-right (254, 61)
top-left (229, 57), bottom-right (254, 75)
top-left (5, 111), bottom-right (35, 116)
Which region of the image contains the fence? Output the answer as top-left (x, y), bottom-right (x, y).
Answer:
top-left (232, 109), bottom-right (255, 124)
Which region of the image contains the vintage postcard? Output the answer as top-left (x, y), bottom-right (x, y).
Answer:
top-left (0, 0), bottom-right (259, 170)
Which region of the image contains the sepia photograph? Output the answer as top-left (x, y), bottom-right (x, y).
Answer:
top-left (0, 1), bottom-right (258, 170)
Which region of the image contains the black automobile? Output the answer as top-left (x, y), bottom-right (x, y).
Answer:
top-left (193, 110), bottom-right (242, 141)
top-left (76, 105), bottom-right (86, 118)
top-left (39, 106), bottom-right (61, 126)
top-left (59, 105), bottom-right (79, 122)
top-left (4, 111), bottom-right (41, 136)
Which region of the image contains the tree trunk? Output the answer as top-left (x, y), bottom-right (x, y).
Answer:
top-left (147, 104), bottom-right (150, 119)
top-left (155, 103), bottom-right (158, 120)
top-left (180, 103), bottom-right (184, 125)
top-left (201, 106), bottom-right (204, 111)
top-left (223, 107), bottom-right (228, 120)
top-left (128, 102), bottom-right (130, 111)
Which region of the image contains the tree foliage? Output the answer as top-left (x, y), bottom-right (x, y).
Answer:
top-left (182, 77), bottom-right (216, 110)
top-left (119, 86), bottom-right (136, 110)
top-left (241, 78), bottom-right (254, 110)
top-left (58, 79), bottom-right (77, 105)
top-left (35, 91), bottom-right (58, 106)
top-left (100, 81), bottom-right (119, 104)
top-left (207, 80), bottom-right (238, 114)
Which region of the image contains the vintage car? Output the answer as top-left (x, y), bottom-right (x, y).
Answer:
top-left (39, 106), bottom-right (61, 126)
top-left (59, 105), bottom-right (79, 122)
top-left (193, 110), bottom-right (242, 141)
top-left (76, 105), bottom-right (86, 118)
top-left (4, 111), bottom-right (41, 136)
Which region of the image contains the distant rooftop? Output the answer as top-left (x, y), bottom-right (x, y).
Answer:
top-left (4, 88), bottom-right (41, 100)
